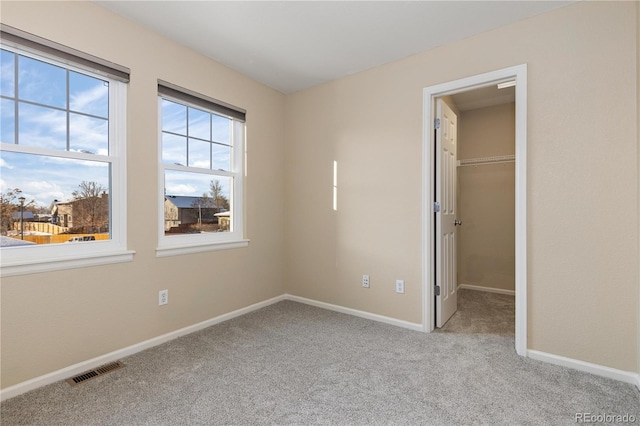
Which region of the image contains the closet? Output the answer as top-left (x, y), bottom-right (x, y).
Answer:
top-left (453, 97), bottom-right (515, 295)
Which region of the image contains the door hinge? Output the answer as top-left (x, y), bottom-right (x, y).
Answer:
top-left (434, 118), bottom-right (440, 129)
top-left (435, 285), bottom-right (441, 296)
top-left (433, 201), bottom-right (441, 213)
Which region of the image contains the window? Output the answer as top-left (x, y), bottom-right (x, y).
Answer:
top-left (0, 25), bottom-right (132, 276)
top-left (157, 81), bottom-right (247, 256)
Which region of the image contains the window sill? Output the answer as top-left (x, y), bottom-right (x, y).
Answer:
top-left (1, 250), bottom-right (136, 278)
top-left (156, 239), bottom-right (250, 258)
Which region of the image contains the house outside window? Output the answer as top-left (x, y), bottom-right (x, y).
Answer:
top-left (0, 25), bottom-right (132, 276)
top-left (157, 81), bottom-right (247, 256)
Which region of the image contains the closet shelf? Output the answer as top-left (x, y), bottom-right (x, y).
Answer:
top-left (457, 155), bottom-right (515, 167)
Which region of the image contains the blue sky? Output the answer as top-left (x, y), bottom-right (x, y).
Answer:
top-left (1, 49), bottom-right (110, 208)
top-left (1, 49), bottom-right (232, 209)
top-left (161, 99), bottom-right (232, 201)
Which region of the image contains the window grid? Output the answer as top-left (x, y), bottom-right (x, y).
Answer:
top-left (161, 99), bottom-right (232, 172)
top-left (1, 48), bottom-right (110, 155)
top-left (1, 46), bottom-right (118, 247)
top-left (1, 42), bottom-right (130, 276)
top-left (158, 91), bottom-right (245, 250)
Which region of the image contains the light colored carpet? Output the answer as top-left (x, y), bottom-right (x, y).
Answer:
top-left (1, 300), bottom-right (638, 425)
top-left (438, 288), bottom-right (515, 335)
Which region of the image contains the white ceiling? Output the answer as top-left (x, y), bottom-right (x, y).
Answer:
top-left (95, 1), bottom-right (572, 94)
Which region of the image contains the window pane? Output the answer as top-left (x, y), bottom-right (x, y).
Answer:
top-left (162, 133), bottom-right (186, 166)
top-left (188, 138), bottom-right (210, 169)
top-left (188, 107), bottom-right (210, 140)
top-left (69, 71), bottom-right (108, 118)
top-left (0, 150), bottom-right (111, 243)
top-left (69, 113), bottom-right (108, 155)
top-left (18, 55), bottom-right (66, 109)
top-left (212, 143), bottom-right (231, 171)
top-left (18, 102), bottom-right (66, 150)
top-left (164, 170), bottom-right (231, 235)
top-left (212, 114), bottom-right (230, 144)
top-left (161, 99), bottom-right (186, 135)
top-left (1, 98), bottom-right (15, 143)
top-left (0, 49), bottom-right (15, 98)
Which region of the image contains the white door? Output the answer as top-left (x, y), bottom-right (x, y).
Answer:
top-left (436, 98), bottom-right (458, 327)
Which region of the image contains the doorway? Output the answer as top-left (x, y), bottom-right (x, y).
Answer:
top-left (438, 90), bottom-right (516, 334)
top-left (422, 64), bottom-right (527, 356)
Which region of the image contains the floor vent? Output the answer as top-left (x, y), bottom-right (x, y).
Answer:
top-left (66, 361), bottom-right (125, 386)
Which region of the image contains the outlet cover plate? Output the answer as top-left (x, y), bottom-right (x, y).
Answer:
top-left (159, 289), bottom-right (168, 305)
top-left (362, 275), bottom-right (370, 288)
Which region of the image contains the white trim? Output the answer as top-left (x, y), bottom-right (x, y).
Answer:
top-left (0, 294), bottom-right (286, 402)
top-left (458, 283), bottom-right (515, 296)
top-left (0, 143), bottom-right (111, 162)
top-left (0, 49), bottom-right (130, 277)
top-left (4, 292), bottom-right (639, 401)
top-left (527, 350), bottom-right (640, 390)
top-left (422, 64), bottom-right (527, 356)
top-left (156, 239), bottom-right (249, 257)
top-left (513, 66), bottom-right (528, 357)
top-left (0, 250), bottom-right (135, 277)
top-left (163, 163), bottom-right (235, 177)
top-left (286, 294), bottom-right (424, 332)
top-left (110, 80), bottom-right (128, 248)
top-left (157, 99), bottom-right (246, 253)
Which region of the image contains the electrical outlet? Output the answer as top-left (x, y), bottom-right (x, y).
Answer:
top-left (362, 275), bottom-right (370, 288)
top-left (396, 280), bottom-right (405, 294)
top-left (159, 289), bottom-right (168, 306)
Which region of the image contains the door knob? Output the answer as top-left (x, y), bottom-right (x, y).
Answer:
top-left (454, 220), bottom-right (462, 226)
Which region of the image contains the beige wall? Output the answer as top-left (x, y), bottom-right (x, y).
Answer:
top-left (457, 103), bottom-right (515, 292)
top-left (286, 1), bottom-right (639, 372)
top-left (1, 0), bottom-right (639, 391)
top-left (0, 1), bottom-right (286, 388)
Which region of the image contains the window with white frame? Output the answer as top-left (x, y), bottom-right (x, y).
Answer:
top-left (0, 25), bottom-right (131, 276)
top-left (157, 81), bottom-right (247, 256)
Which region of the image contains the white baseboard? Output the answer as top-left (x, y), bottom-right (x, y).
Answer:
top-left (284, 294), bottom-right (424, 332)
top-left (458, 283), bottom-right (515, 296)
top-left (0, 294), bottom-right (286, 402)
top-left (527, 350), bottom-right (640, 390)
top-left (4, 293), bottom-right (638, 401)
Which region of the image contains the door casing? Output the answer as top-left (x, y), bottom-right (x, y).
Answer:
top-left (422, 64), bottom-right (528, 356)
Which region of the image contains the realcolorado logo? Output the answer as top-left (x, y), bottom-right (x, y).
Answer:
top-left (575, 413), bottom-right (637, 423)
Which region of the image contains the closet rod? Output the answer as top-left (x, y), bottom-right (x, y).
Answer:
top-left (457, 154), bottom-right (515, 167)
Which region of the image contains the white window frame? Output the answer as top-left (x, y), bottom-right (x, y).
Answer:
top-left (156, 90), bottom-right (248, 257)
top-left (0, 44), bottom-right (133, 277)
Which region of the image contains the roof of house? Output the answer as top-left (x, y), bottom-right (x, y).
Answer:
top-left (11, 211), bottom-right (35, 220)
top-left (165, 195), bottom-right (213, 209)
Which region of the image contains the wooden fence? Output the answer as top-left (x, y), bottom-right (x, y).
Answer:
top-left (12, 222), bottom-right (69, 235)
top-left (11, 234), bottom-right (109, 245)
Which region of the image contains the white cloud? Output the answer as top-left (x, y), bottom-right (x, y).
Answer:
top-left (70, 84), bottom-right (108, 116)
top-left (0, 157), bottom-right (12, 169)
top-left (0, 150), bottom-right (109, 206)
top-left (191, 160), bottom-right (210, 169)
top-left (165, 183), bottom-right (197, 195)
top-left (69, 114), bottom-right (108, 153)
top-left (27, 182), bottom-right (66, 206)
top-left (22, 180), bottom-right (59, 193)
top-left (18, 107), bottom-right (67, 149)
